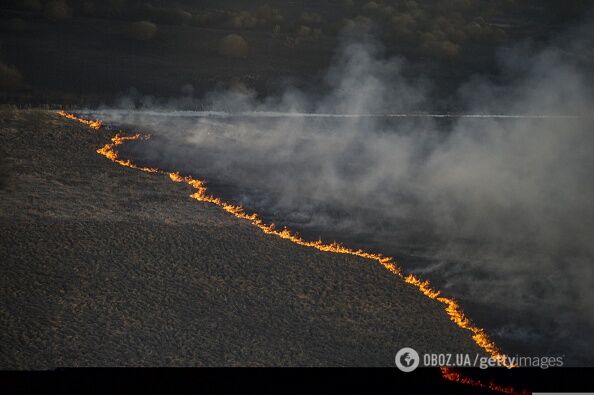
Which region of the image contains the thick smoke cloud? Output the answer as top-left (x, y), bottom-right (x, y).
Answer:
top-left (86, 27), bottom-right (593, 363)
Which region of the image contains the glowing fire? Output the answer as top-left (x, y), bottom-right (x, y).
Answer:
top-left (96, 134), bottom-right (160, 173)
top-left (57, 111), bottom-right (512, 368)
top-left (172, 169), bottom-right (509, 365)
top-left (57, 111), bottom-right (102, 129)
top-left (440, 368), bottom-right (529, 395)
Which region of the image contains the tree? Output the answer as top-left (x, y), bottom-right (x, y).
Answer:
top-left (128, 21), bottom-right (158, 41)
top-left (219, 34), bottom-right (249, 58)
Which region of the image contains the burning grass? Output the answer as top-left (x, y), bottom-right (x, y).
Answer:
top-left (56, 111), bottom-right (102, 129)
top-left (440, 368), bottom-right (529, 395)
top-left (56, 110), bottom-right (512, 368)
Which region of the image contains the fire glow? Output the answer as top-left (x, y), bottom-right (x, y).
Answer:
top-left (57, 110), bottom-right (103, 129)
top-left (440, 368), bottom-right (529, 395)
top-left (57, 111), bottom-right (513, 369)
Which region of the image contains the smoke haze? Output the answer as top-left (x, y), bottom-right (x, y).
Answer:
top-left (83, 26), bottom-right (594, 364)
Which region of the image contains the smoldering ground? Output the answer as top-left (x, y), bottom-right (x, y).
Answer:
top-left (82, 28), bottom-right (594, 364)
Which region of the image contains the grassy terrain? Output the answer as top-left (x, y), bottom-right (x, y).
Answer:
top-left (0, 109), bottom-right (484, 367)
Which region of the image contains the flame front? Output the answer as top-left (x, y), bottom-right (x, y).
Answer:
top-left (57, 111), bottom-right (512, 368)
top-left (440, 368), bottom-right (529, 395)
top-left (57, 111), bottom-right (102, 129)
top-left (96, 133), bottom-right (160, 173)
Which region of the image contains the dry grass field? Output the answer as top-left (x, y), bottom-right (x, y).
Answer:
top-left (0, 109), bottom-right (484, 367)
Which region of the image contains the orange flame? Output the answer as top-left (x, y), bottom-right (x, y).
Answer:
top-left (96, 134), bottom-right (160, 173)
top-left (57, 111), bottom-right (103, 129)
top-left (57, 111), bottom-right (512, 367)
top-left (172, 169), bottom-right (510, 365)
top-left (440, 368), bottom-right (529, 395)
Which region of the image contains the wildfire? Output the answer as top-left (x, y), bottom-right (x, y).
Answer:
top-left (440, 368), bottom-right (529, 395)
top-left (96, 134), bottom-right (160, 173)
top-left (57, 110), bottom-right (512, 368)
top-left (57, 111), bottom-right (103, 129)
top-left (172, 169), bottom-right (510, 365)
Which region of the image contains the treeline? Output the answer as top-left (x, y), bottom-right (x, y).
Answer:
top-left (2, 0), bottom-right (590, 60)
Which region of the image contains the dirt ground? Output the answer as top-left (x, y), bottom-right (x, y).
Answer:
top-left (0, 109), bottom-right (484, 367)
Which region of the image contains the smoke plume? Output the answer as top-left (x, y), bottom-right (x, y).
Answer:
top-left (84, 26), bottom-right (594, 364)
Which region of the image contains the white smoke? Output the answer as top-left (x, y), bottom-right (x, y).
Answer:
top-left (82, 26), bottom-right (594, 363)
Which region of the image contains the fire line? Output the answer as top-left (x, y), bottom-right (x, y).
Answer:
top-left (440, 368), bottom-right (529, 395)
top-left (57, 111), bottom-right (524, 391)
top-left (57, 110), bottom-right (103, 129)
